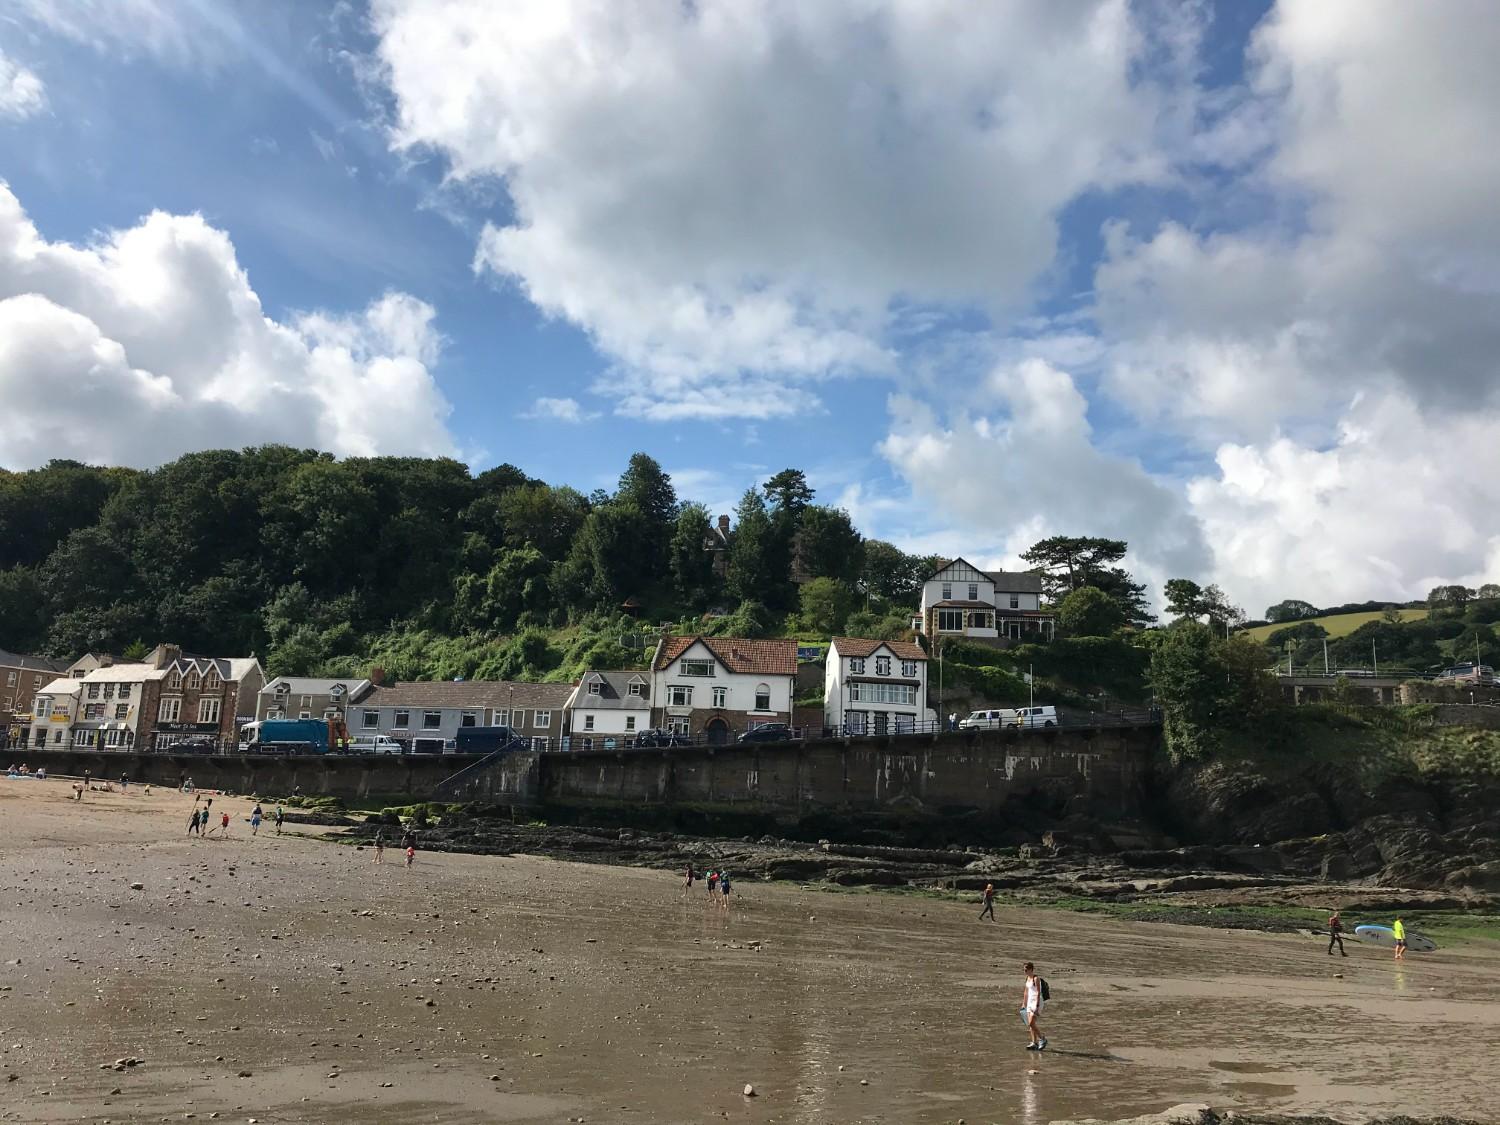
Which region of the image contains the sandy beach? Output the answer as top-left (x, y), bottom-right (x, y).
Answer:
top-left (1, 777), bottom-right (1497, 1124)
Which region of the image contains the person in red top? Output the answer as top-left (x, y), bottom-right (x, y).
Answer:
top-left (1327, 910), bottom-right (1347, 957)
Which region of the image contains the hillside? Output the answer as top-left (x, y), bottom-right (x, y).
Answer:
top-left (1242, 607), bottom-right (1427, 643)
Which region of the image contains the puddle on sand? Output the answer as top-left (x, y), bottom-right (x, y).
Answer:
top-left (1224, 1080), bottom-right (1299, 1098)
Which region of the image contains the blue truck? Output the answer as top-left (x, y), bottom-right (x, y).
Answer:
top-left (241, 718), bottom-right (347, 755)
top-left (452, 725), bottom-right (526, 755)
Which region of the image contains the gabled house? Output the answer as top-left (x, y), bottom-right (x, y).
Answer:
top-left (257, 677), bottom-right (373, 722)
top-left (136, 646), bottom-right (265, 750)
top-left (915, 558), bottom-right (1054, 642)
top-left (564, 670), bottom-right (652, 747)
top-left (26, 677), bottom-right (84, 750)
top-left (824, 637), bottom-right (931, 735)
top-left (650, 636), bottom-right (797, 743)
top-left (353, 680), bottom-right (573, 752)
top-left (1, 648), bottom-right (67, 731)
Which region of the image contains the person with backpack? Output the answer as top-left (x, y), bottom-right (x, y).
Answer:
top-left (1021, 962), bottom-right (1049, 1051)
top-left (1327, 910), bottom-right (1348, 957)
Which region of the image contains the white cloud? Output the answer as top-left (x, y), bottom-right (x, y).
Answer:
top-left (522, 396), bottom-right (596, 424)
top-left (0, 181), bottom-right (456, 469)
top-left (10, 0), bottom-right (218, 67)
top-left (0, 48), bottom-right (46, 119)
top-left (372, 0), bottom-right (1166, 418)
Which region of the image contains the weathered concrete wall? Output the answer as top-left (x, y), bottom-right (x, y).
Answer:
top-left (540, 726), bottom-right (1154, 825)
top-left (14, 749), bottom-right (487, 801)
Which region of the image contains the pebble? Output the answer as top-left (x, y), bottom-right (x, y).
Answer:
top-left (130, 883), bottom-right (143, 891)
top-left (743, 1084), bottom-right (756, 1097)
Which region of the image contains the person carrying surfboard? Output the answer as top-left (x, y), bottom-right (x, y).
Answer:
top-left (1327, 910), bottom-right (1347, 957)
top-left (1393, 916), bottom-right (1407, 961)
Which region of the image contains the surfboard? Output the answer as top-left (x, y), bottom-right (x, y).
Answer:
top-left (1354, 924), bottom-right (1437, 952)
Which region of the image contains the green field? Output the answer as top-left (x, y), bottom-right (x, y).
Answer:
top-left (1242, 607), bottom-right (1427, 643)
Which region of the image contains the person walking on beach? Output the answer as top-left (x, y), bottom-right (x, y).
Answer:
top-left (374, 830), bottom-right (385, 863)
top-left (273, 805), bottom-right (284, 835)
top-left (719, 870), bottom-right (732, 910)
top-left (683, 863), bottom-right (696, 898)
top-left (187, 808), bottom-right (201, 836)
top-left (706, 869), bottom-right (719, 899)
top-left (979, 883), bottom-right (996, 922)
top-left (1021, 962), bottom-right (1047, 1051)
top-left (1393, 916), bottom-right (1407, 961)
top-left (1327, 910), bottom-right (1347, 957)
top-left (401, 828), bottom-right (415, 868)
top-left (250, 804), bottom-right (263, 836)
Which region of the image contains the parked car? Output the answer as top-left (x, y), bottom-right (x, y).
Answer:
top-left (172, 738), bottom-right (218, 755)
top-left (1438, 663), bottom-right (1495, 684)
top-left (736, 723), bottom-right (796, 744)
top-left (634, 729), bottom-right (693, 748)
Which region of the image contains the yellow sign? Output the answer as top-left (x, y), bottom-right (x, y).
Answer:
top-left (50, 714), bottom-right (71, 723)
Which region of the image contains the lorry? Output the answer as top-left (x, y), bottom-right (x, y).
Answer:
top-left (241, 715), bottom-right (352, 755)
top-left (452, 725), bottom-right (526, 755)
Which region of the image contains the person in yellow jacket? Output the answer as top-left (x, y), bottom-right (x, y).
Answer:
top-left (1392, 916), bottom-right (1407, 961)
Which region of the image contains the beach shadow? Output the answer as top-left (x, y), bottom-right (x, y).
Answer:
top-left (1038, 1048), bottom-right (1129, 1063)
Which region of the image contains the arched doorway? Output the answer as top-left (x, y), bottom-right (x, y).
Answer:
top-left (705, 718), bottom-right (730, 745)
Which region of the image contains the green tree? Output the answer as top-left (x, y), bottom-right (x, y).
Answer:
top-left (1148, 621), bottom-right (1226, 762)
top-left (1381, 604), bottom-right (1405, 625)
top-left (1163, 578), bottom-right (1205, 621)
top-left (1056, 586), bottom-right (1126, 637)
top-left (453, 547), bottom-right (553, 632)
top-left (1020, 536), bottom-right (1129, 600)
top-left (1477, 583), bottom-right (1500, 600)
top-left (795, 577), bottom-right (857, 636)
top-left (669, 503), bottom-right (718, 610)
top-left (496, 484), bottom-right (589, 559)
top-left (0, 566), bottom-right (48, 652)
top-left (1428, 584), bottom-right (1475, 613)
top-left (616, 453), bottom-right (677, 579)
top-left (860, 540), bottom-right (923, 603)
top-left (727, 489), bottom-right (791, 608)
top-left (1266, 599), bottom-right (1319, 623)
top-left (762, 469), bottom-right (813, 516)
top-left (796, 506), bottom-right (864, 585)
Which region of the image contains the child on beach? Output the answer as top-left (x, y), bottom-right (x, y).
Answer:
top-left (1021, 962), bottom-right (1047, 1051)
top-left (707, 870), bottom-right (719, 898)
top-left (374, 831), bottom-right (385, 863)
top-left (274, 805), bottom-right (284, 835)
top-left (404, 842), bottom-right (415, 868)
top-left (1393, 916), bottom-right (1407, 961)
top-left (719, 870), bottom-right (731, 909)
top-left (683, 864), bottom-right (695, 897)
top-left (250, 804), bottom-right (263, 835)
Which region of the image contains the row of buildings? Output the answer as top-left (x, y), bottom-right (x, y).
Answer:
top-left (3, 560), bottom-right (1054, 753)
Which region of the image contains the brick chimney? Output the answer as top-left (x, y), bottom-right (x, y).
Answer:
top-left (718, 514), bottom-right (731, 537)
top-left (369, 666), bottom-right (386, 687)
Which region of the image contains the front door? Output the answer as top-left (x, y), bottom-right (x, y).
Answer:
top-left (705, 718), bottom-right (730, 745)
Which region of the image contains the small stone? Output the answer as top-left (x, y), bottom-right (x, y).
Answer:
top-left (130, 883), bottom-right (143, 891)
top-left (860, 1079), bottom-right (868, 1086)
top-left (743, 1084), bottom-right (756, 1097)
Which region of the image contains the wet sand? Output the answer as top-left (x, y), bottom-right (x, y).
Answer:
top-left (1, 778), bottom-right (1497, 1124)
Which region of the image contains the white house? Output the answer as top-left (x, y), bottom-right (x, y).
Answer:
top-left (650, 636), bottom-right (797, 743)
top-left (824, 637), bottom-right (931, 734)
top-left (916, 558), bottom-right (1054, 642)
top-left (27, 677), bottom-right (84, 750)
top-left (564, 670), bottom-right (652, 747)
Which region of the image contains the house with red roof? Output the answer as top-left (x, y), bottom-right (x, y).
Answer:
top-left (824, 637), bottom-right (931, 735)
top-left (649, 635), bottom-right (798, 743)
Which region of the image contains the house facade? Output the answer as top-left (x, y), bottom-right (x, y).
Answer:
top-left (257, 677), bottom-right (373, 722)
top-left (564, 670), bottom-right (652, 747)
top-left (353, 680), bottom-right (574, 751)
top-left (1, 648), bottom-right (66, 736)
top-left (650, 636), bottom-right (797, 742)
top-left (26, 677), bottom-right (84, 750)
top-left (916, 558), bottom-right (1054, 642)
top-left (137, 647), bottom-right (265, 750)
top-left (824, 637), bottom-right (931, 734)
top-left (42, 664), bottom-right (151, 749)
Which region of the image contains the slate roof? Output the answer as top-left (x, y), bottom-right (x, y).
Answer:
top-left (0, 649), bottom-right (66, 673)
top-left (568, 670), bottom-right (652, 711)
top-left (359, 680), bottom-right (575, 710)
top-left (830, 637), bottom-right (927, 661)
top-left (653, 636), bottom-right (797, 677)
top-left (984, 570), bottom-right (1044, 594)
top-left (263, 677), bottom-right (371, 698)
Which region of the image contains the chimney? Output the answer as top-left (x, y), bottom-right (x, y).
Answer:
top-left (150, 643), bottom-right (182, 669)
top-left (718, 514), bottom-right (731, 536)
top-left (370, 666), bottom-right (386, 687)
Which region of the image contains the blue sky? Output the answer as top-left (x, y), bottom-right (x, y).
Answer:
top-left (2, 1), bottom-right (1498, 614)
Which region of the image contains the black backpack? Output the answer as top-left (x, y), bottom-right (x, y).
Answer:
top-left (1039, 978), bottom-right (1051, 1002)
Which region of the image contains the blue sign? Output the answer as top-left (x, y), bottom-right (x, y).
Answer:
top-left (796, 646), bottom-right (822, 662)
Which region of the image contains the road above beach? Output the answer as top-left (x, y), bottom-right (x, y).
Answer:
top-left (1, 779), bottom-right (1496, 1124)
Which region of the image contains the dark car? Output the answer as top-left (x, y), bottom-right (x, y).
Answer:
top-left (736, 724), bottom-right (797, 744)
top-left (634, 729), bottom-right (693, 748)
top-left (172, 738), bottom-right (218, 755)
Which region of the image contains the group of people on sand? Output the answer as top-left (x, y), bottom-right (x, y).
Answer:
top-left (682, 864), bottom-right (733, 907)
top-left (371, 828), bottom-right (417, 867)
top-left (184, 794), bottom-right (284, 839)
top-left (1327, 909), bottom-right (1412, 960)
top-left (5, 763), bottom-right (45, 779)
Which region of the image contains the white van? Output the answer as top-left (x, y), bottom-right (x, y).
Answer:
top-left (959, 709), bottom-right (1006, 730)
top-left (959, 706), bottom-right (1058, 730)
top-left (347, 735), bottom-right (405, 755)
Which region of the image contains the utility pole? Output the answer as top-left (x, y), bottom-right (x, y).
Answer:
top-left (1029, 663), bottom-right (1035, 711)
top-left (1372, 640), bottom-right (1378, 676)
top-left (1323, 638), bottom-right (1329, 675)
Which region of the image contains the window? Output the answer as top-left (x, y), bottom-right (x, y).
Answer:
top-left (712, 686), bottom-right (727, 708)
top-left (848, 682), bottom-right (916, 706)
top-left (84, 703), bottom-right (105, 720)
top-left (422, 711), bottom-right (442, 730)
top-left (849, 657), bottom-right (865, 674)
top-left (754, 684), bottom-right (771, 711)
top-left (324, 709), bottom-right (340, 720)
top-left (3, 671), bottom-right (13, 687)
top-left (901, 660), bottom-right (918, 678)
top-left (2, 696), bottom-right (11, 709)
top-left (668, 685), bottom-right (692, 707)
top-left (53, 728), bottom-right (64, 745)
top-left (460, 711), bottom-right (478, 727)
top-left (875, 656), bottom-right (891, 676)
top-left (267, 709), bottom-right (284, 720)
top-left (588, 679), bottom-right (603, 695)
top-left (362, 710), bottom-right (379, 729)
top-left (167, 670), bottom-right (182, 690)
top-left (114, 704), bottom-right (129, 720)
top-left (103, 683), bottom-right (115, 700)
top-left (186, 671), bottom-right (201, 690)
top-left (158, 697), bottom-right (181, 722)
top-left (584, 714), bottom-right (595, 731)
top-left (1010, 594), bottom-right (1020, 609)
top-left (937, 608), bottom-right (965, 631)
top-left (625, 715), bottom-right (636, 731)
top-left (534, 710), bottom-right (551, 729)
top-left (941, 582), bottom-right (952, 599)
top-left (32, 674), bottom-right (41, 689)
top-left (393, 710), bottom-right (410, 729)
top-left (680, 659), bottom-right (714, 677)
top-left (300, 695), bottom-right (312, 708)
top-left (494, 709), bottom-right (510, 728)
top-left (968, 583), bottom-right (978, 600)
top-left (668, 717), bottom-right (690, 735)
top-left (299, 711), bottom-right (311, 720)
top-left (87, 683), bottom-right (100, 700)
top-left (204, 671), bottom-right (222, 690)
top-left (514, 709), bottom-right (528, 727)
top-left (119, 684), bottom-right (131, 700)
top-left (75, 729), bottom-right (95, 747)
top-left (105, 729), bottom-right (122, 747)
top-left (628, 680), bottom-right (646, 696)
top-left (37, 698), bottom-right (53, 718)
top-left (198, 697), bottom-right (221, 724)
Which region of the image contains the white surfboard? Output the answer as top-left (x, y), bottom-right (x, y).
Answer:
top-left (1354, 924), bottom-right (1437, 952)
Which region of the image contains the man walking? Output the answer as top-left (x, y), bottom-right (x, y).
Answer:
top-left (979, 883), bottom-right (996, 922)
top-left (1327, 910), bottom-right (1347, 957)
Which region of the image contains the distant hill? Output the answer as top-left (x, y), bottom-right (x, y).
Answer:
top-left (1242, 608), bottom-right (1428, 643)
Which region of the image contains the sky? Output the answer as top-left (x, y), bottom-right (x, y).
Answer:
top-left (2, 0), bottom-right (1498, 617)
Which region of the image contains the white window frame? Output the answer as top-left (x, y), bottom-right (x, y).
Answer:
top-left (460, 711), bottom-right (478, 727)
top-left (298, 711), bottom-right (311, 720)
top-left (902, 660), bottom-right (918, 678)
top-left (3, 671), bottom-right (14, 687)
top-left (584, 714), bottom-right (595, 731)
top-left (422, 710), bottom-right (442, 730)
top-left (754, 683), bottom-right (772, 712)
top-left (875, 656), bottom-right (891, 676)
top-left (588, 679), bottom-right (603, 695)
top-left (625, 715), bottom-right (636, 731)
top-left (937, 608), bottom-right (965, 631)
top-left (118, 684), bottom-right (132, 700)
top-left (392, 709), bottom-right (410, 729)
top-left (300, 695), bottom-right (313, 708)
top-left (679, 659), bottom-right (715, 678)
top-left (36, 699), bottom-right (52, 718)
top-left (362, 710), bottom-right (379, 729)
top-left (87, 683), bottom-right (100, 700)
top-left (968, 583), bottom-right (978, 600)
top-left (186, 671), bottom-right (201, 690)
top-left (712, 686), bottom-right (727, 708)
top-left (204, 671), bottom-right (222, 690)
top-left (1010, 593), bottom-right (1020, 609)
top-left (941, 582), bottom-right (952, 599)
top-left (849, 657), bottom-right (865, 674)
top-left (114, 703), bottom-right (129, 720)
top-left (668, 717), bottom-right (690, 735)
top-left (628, 680), bottom-right (646, 697)
top-left (534, 710), bottom-right (551, 729)
top-left (198, 697), bottom-right (222, 724)
top-left (668, 685), bottom-right (692, 707)
top-left (494, 709), bottom-right (510, 728)
top-left (158, 697), bottom-right (182, 723)
top-left (167, 671), bottom-right (182, 690)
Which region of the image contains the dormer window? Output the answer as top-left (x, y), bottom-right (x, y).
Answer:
top-left (680, 659), bottom-right (714, 677)
top-left (204, 670), bottom-right (221, 690)
top-left (329, 684), bottom-right (345, 698)
top-left (628, 680), bottom-right (646, 697)
top-left (588, 678), bottom-right (603, 695)
top-left (185, 670), bottom-right (201, 690)
top-left (167, 670), bottom-right (182, 690)
top-left (875, 656), bottom-right (891, 676)
top-left (275, 682), bottom-right (289, 696)
top-left (849, 657), bottom-right (865, 674)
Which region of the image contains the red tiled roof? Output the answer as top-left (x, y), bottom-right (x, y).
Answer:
top-left (653, 636), bottom-right (797, 676)
top-left (831, 637), bottom-right (926, 661)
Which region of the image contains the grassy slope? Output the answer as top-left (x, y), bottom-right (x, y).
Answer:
top-left (1242, 607), bottom-right (1428, 643)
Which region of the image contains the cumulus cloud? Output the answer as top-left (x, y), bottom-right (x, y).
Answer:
top-left (0, 181), bottom-right (456, 469)
top-left (372, 0), bottom-right (1164, 418)
top-left (0, 48), bottom-right (46, 119)
top-left (522, 396), bottom-right (596, 424)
